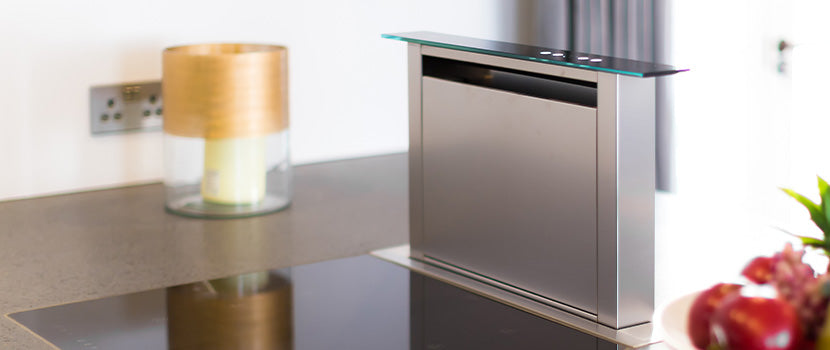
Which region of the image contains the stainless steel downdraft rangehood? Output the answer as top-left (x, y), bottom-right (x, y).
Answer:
top-left (384, 31), bottom-right (686, 330)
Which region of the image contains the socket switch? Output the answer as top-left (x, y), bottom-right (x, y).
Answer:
top-left (90, 81), bottom-right (163, 135)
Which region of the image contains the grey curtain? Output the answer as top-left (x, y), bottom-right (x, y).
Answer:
top-left (505, 0), bottom-right (675, 192)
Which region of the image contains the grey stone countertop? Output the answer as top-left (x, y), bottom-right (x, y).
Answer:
top-left (0, 153), bottom-right (408, 349)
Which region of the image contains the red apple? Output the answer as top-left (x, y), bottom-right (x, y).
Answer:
top-left (688, 283), bottom-right (743, 349)
top-left (710, 296), bottom-right (800, 350)
top-left (742, 256), bottom-right (774, 284)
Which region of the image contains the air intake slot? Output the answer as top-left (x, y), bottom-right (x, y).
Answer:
top-left (422, 56), bottom-right (597, 108)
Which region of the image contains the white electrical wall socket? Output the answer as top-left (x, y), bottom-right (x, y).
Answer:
top-left (90, 81), bottom-right (163, 135)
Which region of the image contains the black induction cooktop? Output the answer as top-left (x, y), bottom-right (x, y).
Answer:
top-left (9, 255), bottom-right (637, 349)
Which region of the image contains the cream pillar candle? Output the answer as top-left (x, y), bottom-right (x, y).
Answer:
top-left (202, 137), bottom-right (267, 205)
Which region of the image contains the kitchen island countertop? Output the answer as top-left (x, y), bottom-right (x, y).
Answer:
top-left (0, 153), bottom-right (409, 349)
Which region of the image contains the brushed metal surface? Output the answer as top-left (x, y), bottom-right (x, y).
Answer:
top-left (596, 73), bottom-right (656, 328)
top-left (420, 76), bottom-right (599, 314)
top-left (420, 45), bottom-right (598, 83)
top-left (596, 72), bottom-right (620, 327)
top-left (408, 43), bottom-right (425, 260)
top-left (616, 75), bottom-right (656, 328)
top-left (405, 40), bottom-right (658, 329)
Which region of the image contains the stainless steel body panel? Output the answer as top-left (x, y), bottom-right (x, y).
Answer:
top-left (421, 76), bottom-right (598, 314)
top-left (407, 44), bottom-right (656, 329)
top-left (408, 43), bottom-right (425, 259)
top-left (597, 73), bottom-right (656, 328)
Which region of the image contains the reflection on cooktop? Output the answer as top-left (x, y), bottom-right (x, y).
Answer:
top-left (9, 255), bottom-right (618, 349)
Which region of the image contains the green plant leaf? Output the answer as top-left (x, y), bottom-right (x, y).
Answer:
top-left (819, 176), bottom-right (830, 228)
top-left (799, 236), bottom-right (826, 248)
top-left (782, 187), bottom-right (830, 235)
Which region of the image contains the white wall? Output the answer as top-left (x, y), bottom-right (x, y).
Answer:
top-left (787, 0), bottom-right (830, 234)
top-left (672, 0), bottom-right (794, 215)
top-left (0, 0), bottom-right (505, 201)
top-left (657, 0), bottom-right (830, 304)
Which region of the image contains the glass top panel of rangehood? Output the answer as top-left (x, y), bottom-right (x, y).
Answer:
top-left (382, 31), bottom-right (687, 77)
